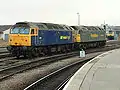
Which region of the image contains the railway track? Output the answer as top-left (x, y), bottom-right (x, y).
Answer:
top-left (0, 57), bottom-right (28, 70)
top-left (55, 77), bottom-right (70, 90)
top-left (23, 57), bottom-right (93, 90)
top-left (0, 47), bottom-right (8, 53)
top-left (0, 51), bottom-right (8, 54)
top-left (0, 41), bottom-right (120, 82)
top-left (0, 41), bottom-right (120, 90)
top-left (0, 52), bottom-right (79, 81)
top-left (0, 47), bottom-right (9, 59)
top-left (22, 42), bottom-right (120, 90)
top-left (0, 53), bottom-right (10, 59)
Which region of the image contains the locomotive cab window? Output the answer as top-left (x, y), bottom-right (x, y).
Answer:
top-left (31, 28), bottom-right (38, 35)
top-left (31, 29), bottom-right (34, 34)
top-left (11, 27), bottom-right (30, 34)
top-left (109, 31), bottom-right (113, 34)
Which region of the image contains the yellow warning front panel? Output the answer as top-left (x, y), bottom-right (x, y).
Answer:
top-left (75, 34), bottom-right (81, 42)
top-left (9, 34), bottom-right (31, 46)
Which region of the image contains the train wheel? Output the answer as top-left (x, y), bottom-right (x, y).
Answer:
top-left (28, 52), bottom-right (32, 59)
top-left (16, 55), bottom-right (20, 58)
top-left (31, 48), bottom-right (39, 57)
top-left (61, 45), bottom-right (65, 53)
top-left (43, 47), bottom-right (48, 56)
top-left (27, 47), bottom-right (33, 59)
top-left (23, 53), bottom-right (27, 58)
top-left (38, 47), bottom-right (44, 56)
top-left (16, 50), bottom-right (20, 58)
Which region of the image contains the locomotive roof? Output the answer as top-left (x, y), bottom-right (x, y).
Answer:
top-left (15, 22), bottom-right (72, 31)
top-left (70, 26), bottom-right (105, 31)
top-left (15, 22), bottom-right (105, 31)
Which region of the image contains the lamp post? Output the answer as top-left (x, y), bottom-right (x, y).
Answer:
top-left (77, 12), bottom-right (80, 26)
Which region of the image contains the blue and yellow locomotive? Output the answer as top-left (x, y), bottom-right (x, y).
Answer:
top-left (8, 22), bottom-right (74, 58)
top-left (7, 22), bottom-right (106, 58)
top-left (106, 30), bottom-right (114, 40)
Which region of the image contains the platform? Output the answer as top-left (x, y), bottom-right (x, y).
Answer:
top-left (63, 49), bottom-right (120, 90)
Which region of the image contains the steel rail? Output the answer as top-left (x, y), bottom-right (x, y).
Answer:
top-left (0, 51), bottom-right (78, 81)
top-left (24, 57), bottom-right (93, 90)
top-left (0, 43), bottom-right (120, 81)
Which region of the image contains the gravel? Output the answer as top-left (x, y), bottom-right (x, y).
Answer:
top-left (0, 52), bottom-right (102, 90)
top-left (0, 40), bottom-right (8, 47)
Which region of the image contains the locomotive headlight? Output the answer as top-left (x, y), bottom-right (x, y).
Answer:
top-left (39, 37), bottom-right (42, 39)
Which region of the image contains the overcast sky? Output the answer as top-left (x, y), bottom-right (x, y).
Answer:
top-left (0, 0), bottom-right (120, 25)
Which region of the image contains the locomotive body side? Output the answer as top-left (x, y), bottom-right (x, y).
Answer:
top-left (30, 23), bottom-right (73, 46)
top-left (34, 30), bottom-right (73, 46)
top-left (71, 26), bottom-right (106, 48)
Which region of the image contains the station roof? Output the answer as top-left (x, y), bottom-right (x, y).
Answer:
top-left (111, 26), bottom-right (120, 31)
top-left (0, 25), bottom-right (12, 32)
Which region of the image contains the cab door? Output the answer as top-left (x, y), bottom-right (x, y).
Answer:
top-left (30, 28), bottom-right (38, 46)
